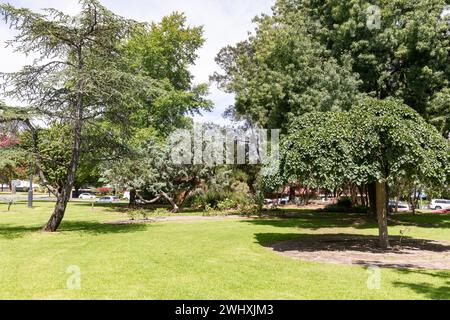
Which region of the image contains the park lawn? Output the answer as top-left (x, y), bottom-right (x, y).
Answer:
top-left (0, 202), bottom-right (448, 300)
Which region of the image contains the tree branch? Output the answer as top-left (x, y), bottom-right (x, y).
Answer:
top-left (23, 119), bottom-right (58, 196)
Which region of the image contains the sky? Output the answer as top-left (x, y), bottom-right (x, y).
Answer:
top-left (0, 0), bottom-right (275, 124)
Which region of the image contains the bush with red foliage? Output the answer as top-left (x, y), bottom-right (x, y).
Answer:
top-left (96, 187), bottom-right (113, 195)
top-left (0, 134), bottom-right (19, 148)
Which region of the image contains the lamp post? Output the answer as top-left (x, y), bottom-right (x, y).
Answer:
top-left (27, 162), bottom-right (33, 208)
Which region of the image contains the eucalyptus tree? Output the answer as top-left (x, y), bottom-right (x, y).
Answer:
top-left (0, 0), bottom-right (156, 231)
top-left (102, 136), bottom-right (215, 212)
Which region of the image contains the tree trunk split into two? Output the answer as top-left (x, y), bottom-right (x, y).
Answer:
top-left (134, 191), bottom-right (180, 213)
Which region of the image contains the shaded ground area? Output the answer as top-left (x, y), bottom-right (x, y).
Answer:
top-left (266, 234), bottom-right (450, 270)
top-left (104, 215), bottom-right (249, 225)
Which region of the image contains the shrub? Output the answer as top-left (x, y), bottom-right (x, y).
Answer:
top-left (336, 197), bottom-right (352, 208)
top-left (152, 208), bottom-right (170, 216)
top-left (202, 204), bottom-right (216, 216)
top-left (127, 210), bottom-right (140, 221)
top-left (237, 195), bottom-right (259, 216)
top-left (127, 209), bottom-right (155, 220)
top-left (322, 204), bottom-right (369, 213)
top-left (216, 198), bottom-right (238, 211)
top-left (97, 187), bottom-right (113, 195)
top-left (185, 190), bottom-right (235, 209)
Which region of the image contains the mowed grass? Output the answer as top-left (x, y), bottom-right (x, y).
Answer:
top-left (0, 201), bottom-right (449, 300)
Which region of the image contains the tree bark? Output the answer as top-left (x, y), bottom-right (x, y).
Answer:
top-left (43, 64), bottom-right (84, 232)
top-left (368, 182), bottom-right (377, 217)
top-left (129, 188), bottom-right (137, 208)
top-left (43, 128), bottom-right (82, 232)
top-left (376, 182), bottom-right (390, 249)
top-left (160, 191), bottom-right (179, 213)
top-left (289, 185), bottom-right (296, 204)
top-left (411, 186), bottom-right (417, 215)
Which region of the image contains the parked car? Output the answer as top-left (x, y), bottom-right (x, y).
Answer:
top-left (79, 193), bottom-right (96, 200)
top-left (430, 199), bottom-right (450, 211)
top-left (388, 200), bottom-right (410, 213)
top-left (96, 196), bottom-right (119, 203)
top-left (278, 197), bottom-right (290, 205)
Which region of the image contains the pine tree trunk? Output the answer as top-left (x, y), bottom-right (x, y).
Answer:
top-left (376, 182), bottom-right (390, 249)
top-left (44, 192), bottom-right (70, 232)
top-left (43, 139), bottom-right (81, 232)
top-left (43, 70), bottom-right (84, 232)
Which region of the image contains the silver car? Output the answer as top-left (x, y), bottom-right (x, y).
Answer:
top-left (79, 193), bottom-right (96, 200)
top-left (96, 196), bottom-right (119, 203)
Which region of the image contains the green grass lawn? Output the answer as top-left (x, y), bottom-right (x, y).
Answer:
top-left (0, 201), bottom-right (448, 300)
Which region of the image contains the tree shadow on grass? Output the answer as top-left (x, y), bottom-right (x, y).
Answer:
top-left (390, 213), bottom-right (450, 229)
top-left (0, 220), bottom-right (149, 240)
top-left (0, 224), bottom-right (42, 240)
top-left (253, 233), bottom-right (450, 270)
top-left (59, 220), bottom-right (150, 235)
top-left (254, 233), bottom-right (450, 254)
top-left (241, 213), bottom-right (378, 230)
top-left (392, 269), bottom-right (450, 299)
top-left (241, 212), bottom-right (450, 231)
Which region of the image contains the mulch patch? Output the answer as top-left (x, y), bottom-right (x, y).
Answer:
top-left (268, 234), bottom-right (450, 270)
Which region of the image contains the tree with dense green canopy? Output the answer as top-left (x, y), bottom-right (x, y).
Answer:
top-left (214, 0), bottom-right (450, 224)
top-left (123, 12), bottom-right (211, 136)
top-left (0, 0), bottom-right (171, 231)
top-left (102, 133), bottom-right (215, 212)
top-left (102, 13), bottom-right (212, 208)
top-left (212, 8), bottom-right (362, 130)
top-left (278, 98), bottom-right (450, 248)
top-left (272, 0), bottom-right (450, 137)
top-left (214, 0), bottom-right (450, 136)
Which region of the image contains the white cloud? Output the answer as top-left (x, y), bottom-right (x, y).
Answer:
top-left (0, 0), bottom-right (274, 123)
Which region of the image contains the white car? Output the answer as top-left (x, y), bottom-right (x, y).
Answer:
top-left (389, 201), bottom-right (410, 212)
top-left (96, 196), bottom-right (119, 203)
top-left (278, 197), bottom-right (290, 205)
top-left (79, 193), bottom-right (96, 200)
top-left (430, 199), bottom-right (450, 211)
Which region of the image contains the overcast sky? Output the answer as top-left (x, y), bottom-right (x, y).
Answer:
top-left (0, 0), bottom-right (275, 124)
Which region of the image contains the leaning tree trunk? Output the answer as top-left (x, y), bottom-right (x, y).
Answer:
top-left (43, 77), bottom-right (83, 232)
top-left (43, 130), bottom-right (82, 232)
top-left (160, 191), bottom-right (180, 213)
top-left (376, 182), bottom-right (390, 249)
